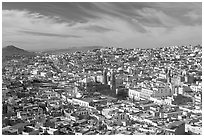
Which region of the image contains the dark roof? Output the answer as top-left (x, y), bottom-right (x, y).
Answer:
top-left (77, 119), bottom-right (87, 124)
top-left (167, 121), bottom-right (185, 129)
top-left (11, 122), bottom-right (30, 129)
top-left (29, 130), bottom-right (40, 135)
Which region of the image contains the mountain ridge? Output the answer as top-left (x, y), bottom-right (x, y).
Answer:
top-left (42, 46), bottom-right (105, 54)
top-left (2, 45), bottom-right (36, 61)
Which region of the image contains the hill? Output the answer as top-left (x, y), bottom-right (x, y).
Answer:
top-left (43, 46), bottom-right (104, 54)
top-left (2, 45), bottom-right (36, 61)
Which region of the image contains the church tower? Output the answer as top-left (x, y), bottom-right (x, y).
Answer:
top-left (110, 70), bottom-right (116, 92)
top-left (103, 69), bottom-right (108, 85)
top-left (166, 67), bottom-right (171, 83)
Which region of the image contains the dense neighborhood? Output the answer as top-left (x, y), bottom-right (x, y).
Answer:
top-left (2, 44), bottom-right (202, 135)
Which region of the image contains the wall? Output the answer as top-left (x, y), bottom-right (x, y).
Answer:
top-left (175, 123), bottom-right (185, 135)
top-left (72, 99), bottom-right (89, 107)
top-left (140, 88), bottom-right (154, 99)
top-left (128, 89), bottom-right (140, 100)
top-left (153, 86), bottom-right (172, 98)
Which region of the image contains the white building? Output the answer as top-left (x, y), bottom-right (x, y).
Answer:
top-left (140, 88), bottom-right (154, 99)
top-left (128, 88), bottom-right (140, 100)
top-left (190, 85), bottom-right (202, 92)
top-left (150, 96), bottom-right (173, 105)
top-left (140, 85), bottom-right (172, 100)
top-left (72, 98), bottom-right (89, 107)
top-left (152, 85), bottom-right (172, 98)
top-left (96, 75), bottom-right (103, 83)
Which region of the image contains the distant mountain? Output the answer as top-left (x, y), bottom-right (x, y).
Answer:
top-left (43, 46), bottom-right (104, 54)
top-left (2, 45), bottom-right (36, 61)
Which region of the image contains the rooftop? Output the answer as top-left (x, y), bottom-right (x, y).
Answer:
top-left (167, 121), bottom-right (185, 129)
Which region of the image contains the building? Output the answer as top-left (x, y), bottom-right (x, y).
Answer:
top-left (140, 88), bottom-right (154, 100)
top-left (72, 98), bottom-right (90, 107)
top-left (128, 88), bottom-right (140, 101)
top-left (166, 68), bottom-right (172, 83)
top-left (110, 70), bottom-right (116, 92)
top-left (103, 69), bottom-right (108, 85)
top-left (194, 93), bottom-right (202, 109)
top-left (101, 108), bottom-right (113, 119)
top-left (185, 73), bottom-right (195, 84)
top-left (161, 111), bottom-right (183, 119)
top-left (95, 75), bottom-right (103, 83)
top-left (152, 85), bottom-right (173, 98)
top-left (150, 96), bottom-right (173, 105)
top-left (166, 121), bottom-right (185, 135)
top-left (115, 77), bottom-right (124, 89)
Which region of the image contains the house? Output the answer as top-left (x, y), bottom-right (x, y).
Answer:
top-left (166, 121), bottom-right (185, 135)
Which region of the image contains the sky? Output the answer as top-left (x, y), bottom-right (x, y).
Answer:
top-left (2, 2), bottom-right (202, 50)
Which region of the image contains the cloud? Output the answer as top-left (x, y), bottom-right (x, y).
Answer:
top-left (134, 8), bottom-right (181, 28)
top-left (78, 25), bottom-right (113, 33)
top-left (149, 2), bottom-right (202, 26)
top-left (184, 10), bottom-right (202, 25)
top-left (2, 3), bottom-right (202, 50)
top-left (82, 3), bottom-right (148, 33)
top-left (19, 30), bottom-right (81, 38)
top-left (3, 10), bottom-right (70, 32)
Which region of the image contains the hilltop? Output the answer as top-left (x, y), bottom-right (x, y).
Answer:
top-left (2, 45), bottom-right (36, 61)
top-left (43, 46), bottom-right (104, 54)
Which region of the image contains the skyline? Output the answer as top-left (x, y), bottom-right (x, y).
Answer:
top-left (2, 2), bottom-right (202, 50)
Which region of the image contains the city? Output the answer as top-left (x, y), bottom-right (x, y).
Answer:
top-left (2, 2), bottom-right (202, 135)
top-left (2, 44), bottom-right (202, 135)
